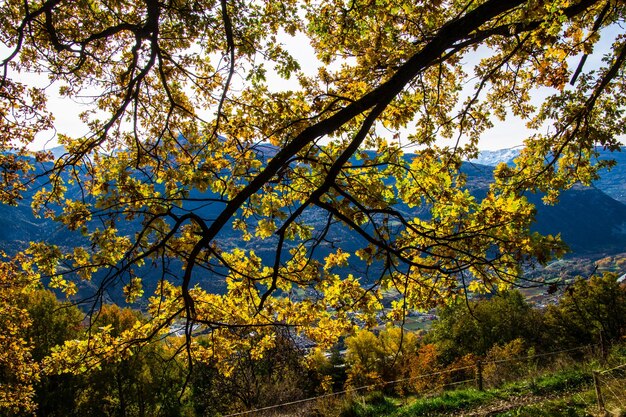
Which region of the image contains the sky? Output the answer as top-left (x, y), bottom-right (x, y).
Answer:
top-left (253, 24), bottom-right (621, 151)
top-left (4, 20), bottom-right (623, 153)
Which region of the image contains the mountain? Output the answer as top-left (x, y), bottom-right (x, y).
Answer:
top-left (41, 145), bottom-right (70, 160)
top-left (0, 163), bottom-right (79, 254)
top-left (468, 148), bottom-right (522, 166)
top-left (4, 149), bottom-right (626, 258)
top-left (468, 146), bottom-right (626, 204)
top-left (3, 147), bottom-right (626, 302)
top-left (460, 160), bottom-right (626, 255)
top-left (593, 149), bottom-right (626, 204)
top-left (528, 185), bottom-right (626, 255)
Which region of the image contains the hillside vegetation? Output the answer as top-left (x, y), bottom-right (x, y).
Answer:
top-left (12, 272), bottom-right (625, 416)
top-left (335, 354), bottom-right (626, 417)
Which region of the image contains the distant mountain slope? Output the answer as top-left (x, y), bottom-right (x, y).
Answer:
top-left (468, 148), bottom-right (522, 166)
top-left (468, 146), bottom-right (626, 204)
top-left (593, 149), bottom-right (626, 204)
top-left (3, 148), bottom-right (626, 302)
top-left (0, 166), bottom-right (79, 254)
top-left (3, 151), bottom-right (626, 258)
top-left (461, 161), bottom-right (626, 255)
top-left (528, 185), bottom-right (626, 255)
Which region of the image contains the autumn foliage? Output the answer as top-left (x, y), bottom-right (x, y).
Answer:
top-left (1, 273), bottom-right (624, 415)
top-left (1, 0), bottom-right (626, 414)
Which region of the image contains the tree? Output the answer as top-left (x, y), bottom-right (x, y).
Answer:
top-left (21, 290), bottom-right (83, 362)
top-left (544, 272), bottom-right (626, 348)
top-left (70, 304), bottom-right (193, 417)
top-left (482, 338), bottom-right (529, 387)
top-left (429, 291), bottom-right (545, 363)
top-left (20, 290), bottom-right (84, 417)
top-left (1, 0), bottom-right (625, 395)
top-left (191, 331), bottom-right (315, 415)
top-left (344, 328), bottom-right (418, 392)
top-left (0, 253), bottom-right (40, 415)
top-left (409, 343), bottom-right (444, 393)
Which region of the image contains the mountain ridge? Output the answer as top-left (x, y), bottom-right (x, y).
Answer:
top-left (3, 146), bottom-right (626, 302)
top-left (7, 146), bottom-right (626, 257)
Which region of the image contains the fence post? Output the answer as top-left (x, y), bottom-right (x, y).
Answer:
top-left (475, 360), bottom-right (483, 391)
top-left (599, 330), bottom-right (608, 363)
top-left (592, 370), bottom-right (609, 417)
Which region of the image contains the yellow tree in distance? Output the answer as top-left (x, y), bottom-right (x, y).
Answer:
top-left (1, 0), bottom-right (625, 411)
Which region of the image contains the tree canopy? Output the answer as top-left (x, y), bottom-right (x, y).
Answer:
top-left (1, 0), bottom-right (625, 412)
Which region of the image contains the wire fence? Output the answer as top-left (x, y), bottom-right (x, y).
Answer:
top-left (222, 344), bottom-right (600, 417)
top-left (594, 361), bottom-right (626, 416)
top-left (222, 365), bottom-right (478, 417)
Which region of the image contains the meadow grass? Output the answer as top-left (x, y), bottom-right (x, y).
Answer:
top-left (339, 368), bottom-right (593, 417)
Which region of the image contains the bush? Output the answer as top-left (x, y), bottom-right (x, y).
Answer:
top-left (483, 338), bottom-right (528, 388)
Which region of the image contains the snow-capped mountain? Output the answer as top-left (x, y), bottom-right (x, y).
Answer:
top-left (467, 148), bottom-right (522, 166)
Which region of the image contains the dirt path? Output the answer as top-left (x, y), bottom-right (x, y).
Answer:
top-left (451, 392), bottom-right (573, 417)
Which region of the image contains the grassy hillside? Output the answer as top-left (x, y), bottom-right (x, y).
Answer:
top-left (333, 346), bottom-right (626, 417)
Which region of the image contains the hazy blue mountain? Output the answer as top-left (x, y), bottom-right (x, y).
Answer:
top-left (41, 145), bottom-right (70, 160)
top-left (461, 159), bottom-right (626, 255)
top-left (2, 146), bottom-right (626, 302)
top-left (3, 149), bottom-right (626, 258)
top-left (593, 149), bottom-right (626, 204)
top-left (529, 184), bottom-right (626, 254)
top-left (468, 146), bottom-right (626, 204)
